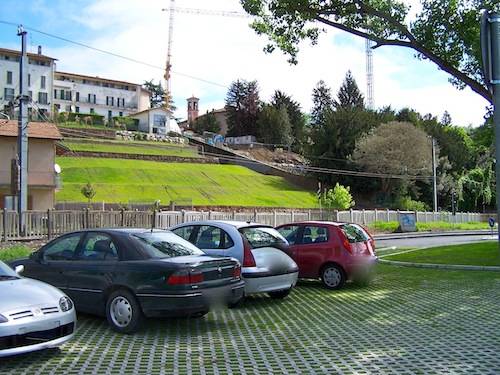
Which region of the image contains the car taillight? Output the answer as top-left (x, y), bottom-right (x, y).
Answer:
top-left (343, 238), bottom-right (353, 254)
top-left (233, 264), bottom-right (241, 279)
top-left (167, 271), bottom-right (204, 285)
top-left (242, 239), bottom-right (256, 267)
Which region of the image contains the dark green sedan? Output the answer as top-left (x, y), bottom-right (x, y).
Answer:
top-left (11, 229), bottom-right (245, 333)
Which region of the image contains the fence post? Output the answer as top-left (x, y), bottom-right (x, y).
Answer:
top-left (120, 209), bottom-right (125, 227)
top-left (386, 209), bottom-right (390, 222)
top-left (374, 209), bottom-right (378, 222)
top-left (291, 210), bottom-right (295, 223)
top-left (2, 208), bottom-right (7, 242)
top-left (253, 209), bottom-right (257, 223)
top-left (334, 210), bottom-right (339, 222)
top-left (350, 209), bottom-right (354, 222)
top-left (273, 210), bottom-right (277, 227)
top-left (208, 210), bottom-right (212, 220)
top-left (47, 209), bottom-right (52, 240)
top-left (181, 210), bottom-right (186, 223)
top-left (414, 210), bottom-right (418, 222)
top-left (232, 210), bottom-right (236, 220)
top-left (152, 209), bottom-right (157, 229)
top-left (308, 210), bottom-right (311, 221)
top-left (84, 208), bottom-right (89, 229)
top-left (362, 209), bottom-right (366, 225)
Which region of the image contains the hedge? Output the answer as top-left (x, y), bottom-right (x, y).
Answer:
top-left (58, 112), bottom-right (105, 126)
top-left (113, 116), bottom-right (139, 131)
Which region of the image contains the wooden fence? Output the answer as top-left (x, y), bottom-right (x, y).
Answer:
top-left (0, 208), bottom-right (493, 241)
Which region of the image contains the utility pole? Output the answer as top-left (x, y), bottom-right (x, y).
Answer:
top-left (481, 11), bottom-right (500, 245)
top-left (431, 137), bottom-right (437, 212)
top-left (17, 26), bottom-right (28, 235)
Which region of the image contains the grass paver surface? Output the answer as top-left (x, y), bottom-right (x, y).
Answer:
top-left (55, 157), bottom-right (318, 208)
top-left (2, 263), bottom-right (500, 374)
top-left (384, 241), bottom-right (500, 266)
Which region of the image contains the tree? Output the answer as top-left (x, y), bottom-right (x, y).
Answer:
top-left (321, 183), bottom-right (355, 210)
top-left (81, 182), bottom-right (96, 204)
top-left (225, 79), bottom-right (260, 136)
top-left (335, 71), bottom-right (364, 110)
top-left (143, 80), bottom-right (176, 111)
top-left (193, 111), bottom-right (221, 134)
top-left (271, 90), bottom-right (306, 150)
top-left (257, 104), bottom-right (293, 145)
top-left (311, 80), bottom-right (334, 126)
top-left (351, 121), bottom-right (433, 197)
top-left (241, 0), bottom-right (499, 104)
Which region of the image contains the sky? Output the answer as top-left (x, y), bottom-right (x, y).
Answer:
top-left (0, 0), bottom-right (490, 126)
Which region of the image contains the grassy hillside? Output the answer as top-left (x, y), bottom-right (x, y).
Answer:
top-left (56, 157), bottom-right (317, 208)
top-left (62, 139), bottom-right (200, 158)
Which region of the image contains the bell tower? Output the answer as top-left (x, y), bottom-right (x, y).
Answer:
top-left (187, 96), bottom-right (199, 126)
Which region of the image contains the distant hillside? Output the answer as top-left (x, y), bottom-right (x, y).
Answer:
top-left (56, 157), bottom-right (318, 208)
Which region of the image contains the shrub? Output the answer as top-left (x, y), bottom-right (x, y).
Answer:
top-left (59, 112), bottom-right (105, 126)
top-left (395, 196), bottom-right (429, 211)
top-left (321, 183), bottom-right (355, 210)
top-left (113, 116), bottom-right (139, 131)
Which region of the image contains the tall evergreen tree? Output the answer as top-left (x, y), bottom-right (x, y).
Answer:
top-left (335, 71), bottom-right (365, 110)
top-left (225, 79), bottom-right (260, 136)
top-left (311, 80), bottom-right (334, 126)
top-left (271, 90), bottom-right (305, 150)
top-left (257, 104), bottom-right (292, 145)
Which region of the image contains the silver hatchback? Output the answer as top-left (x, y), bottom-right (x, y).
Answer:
top-left (169, 221), bottom-right (299, 299)
top-left (0, 261), bottom-right (76, 357)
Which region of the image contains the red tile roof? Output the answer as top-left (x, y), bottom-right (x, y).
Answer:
top-left (0, 120), bottom-right (62, 140)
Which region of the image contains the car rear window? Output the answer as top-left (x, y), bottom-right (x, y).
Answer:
top-left (0, 261), bottom-right (19, 280)
top-left (340, 224), bottom-right (370, 243)
top-left (132, 231), bottom-right (204, 259)
top-left (239, 226), bottom-right (288, 249)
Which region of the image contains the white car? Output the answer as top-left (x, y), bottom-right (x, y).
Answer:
top-left (170, 221), bottom-right (299, 299)
top-left (0, 261), bottom-right (76, 357)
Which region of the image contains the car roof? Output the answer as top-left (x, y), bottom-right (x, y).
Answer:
top-left (277, 221), bottom-right (350, 227)
top-left (61, 228), bottom-right (171, 235)
top-left (174, 220), bottom-right (272, 229)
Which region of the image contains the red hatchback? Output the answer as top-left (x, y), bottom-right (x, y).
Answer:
top-left (276, 221), bottom-right (377, 289)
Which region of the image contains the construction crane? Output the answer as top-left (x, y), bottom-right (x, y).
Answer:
top-left (162, 0), bottom-right (175, 110)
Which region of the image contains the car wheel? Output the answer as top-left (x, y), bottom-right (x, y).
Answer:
top-left (321, 264), bottom-right (346, 290)
top-left (268, 288), bottom-right (291, 299)
top-left (228, 296), bottom-right (245, 308)
top-left (106, 289), bottom-right (143, 334)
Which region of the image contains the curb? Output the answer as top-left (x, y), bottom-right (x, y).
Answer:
top-left (378, 258), bottom-right (500, 272)
top-left (374, 230), bottom-right (492, 240)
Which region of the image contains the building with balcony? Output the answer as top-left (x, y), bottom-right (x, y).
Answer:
top-left (53, 71), bottom-right (151, 123)
top-left (0, 120), bottom-right (62, 210)
top-left (0, 46), bottom-right (56, 121)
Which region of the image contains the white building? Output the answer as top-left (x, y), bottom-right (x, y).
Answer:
top-left (130, 107), bottom-right (181, 134)
top-left (0, 46), bottom-right (56, 121)
top-left (53, 71), bottom-right (150, 122)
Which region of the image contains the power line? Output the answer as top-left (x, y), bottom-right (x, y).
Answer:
top-left (0, 20), bottom-right (228, 89)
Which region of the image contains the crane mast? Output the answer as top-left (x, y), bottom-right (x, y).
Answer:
top-left (365, 39), bottom-right (374, 110)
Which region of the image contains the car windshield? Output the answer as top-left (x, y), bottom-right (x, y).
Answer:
top-left (239, 226), bottom-right (288, 249)
top-left (340, 224), bottom-right (370, 243)
top-left (0, 261), bottom-right (20, 280)
top-left (132, 231), bottom-right (204, 259)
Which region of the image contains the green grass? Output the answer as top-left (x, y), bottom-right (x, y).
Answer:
top-left (0, 245), bottom-right (33, 262)
top-left (56, 157), bottom-right (318, 207)
top-left (62, 139), bottom-right (200, 158)
top-left (58, 121), bottom-right (109, 131)
top-left (369, 220), bottom-right (489, 233)
top-left (384, 241), bottom-right (500, 266)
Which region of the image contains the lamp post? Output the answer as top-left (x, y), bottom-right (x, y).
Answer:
top-left (481, 11), bottom-right (500, 244)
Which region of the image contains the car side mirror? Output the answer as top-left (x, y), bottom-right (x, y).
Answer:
top-left (30, 251), bottom-right (43, 263)
top-left (15, 265), bottom-right (24, 274)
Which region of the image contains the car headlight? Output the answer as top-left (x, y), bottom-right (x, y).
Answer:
top-left (0, 313), bottom-right (8, 323)
top-left (59, 296), bottom-right (73, 312)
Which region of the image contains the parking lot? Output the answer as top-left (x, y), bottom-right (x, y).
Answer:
top-left (2, 264), bottom-right (500, 374)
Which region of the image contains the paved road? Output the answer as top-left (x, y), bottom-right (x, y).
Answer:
top-left (377, 234), bottom-right (496, 249)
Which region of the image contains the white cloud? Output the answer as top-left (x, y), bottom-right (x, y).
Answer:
top-left (42, 0), bottom-right (489, 126)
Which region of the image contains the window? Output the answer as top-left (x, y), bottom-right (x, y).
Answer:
top-left (239, 227), bottom-right (287, 249)
top-left (75, 106), bottom-right (80, 113)
top-left (153, 114), bottom-right (166, 127)
top-left (54, 89), bottom-right (57, 99)
top-left (111, 97), bottom-right (114, 106)
top-left (172, 226), bottom-right (195, 242)
top-left (302, 226), bottom-right (329, 244)
top-left (42, 233), bottom-right (82, 261)
top-left (4, 88), bottom-right (14, 101)
top-left (78, 233), bottom-right (118, 261)
top-left (38, 92), bottom-right (48, 104)
top-left (65, 91), bottom-right (71, 101)
top-left (40, 75), bottom-right (46, 89)
top-left (106, 96), bottom-right (109, 105)
top-left (93, 94), bottom-right (96, 104)
top-left (76, 92), bottom-right (80, 102)
top-left (90, 108), bottom-right (95, 114)
top-left (194, 226), bottom-right (234, 250)
top-left (28, 90), bottom-right (32, 99)
top-left (108, 110), bottom-right (112, 121)
top-left (119, 111), bottom-right (123, 117)
top-left (277, 225), bottom-right (301, 245)
top-left (340, 224), bottom-right (370, 243)
top-left (28, 74), bottom-right (31, 87)
top-left (132, 232), bottom-right (204, 259)
top-left (88, 93), bottom-right (96, 103)
top-left (60, 89), bottom-right (65, 100)
top-left (6, 71), bottom-right (12, 85)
